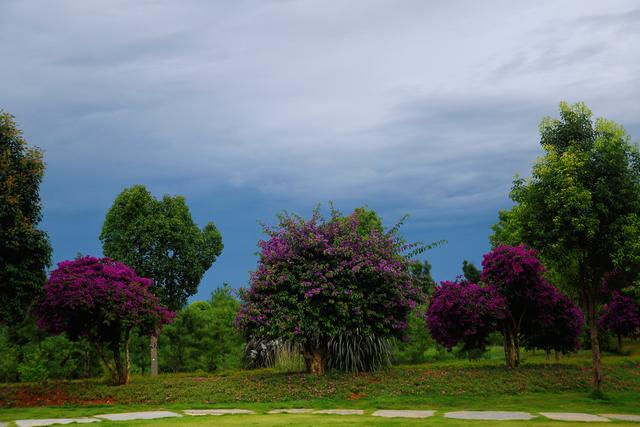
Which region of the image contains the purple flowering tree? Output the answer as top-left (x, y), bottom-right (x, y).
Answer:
top-left (481, 245), bottom-right (583, 367)
top-left (36, 256), bottom-right (174, 385)
top-left (236, 209), bottom-right (423, 374)
top-left (599, 292), bottom-right (640, 351)
top-left (521, 280), bottom-right (585, 358)
top-left (425, 280), bottom-right (506, 352)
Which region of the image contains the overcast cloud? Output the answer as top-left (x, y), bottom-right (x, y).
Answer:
top-left (1, 0), bottom-right (639, 298)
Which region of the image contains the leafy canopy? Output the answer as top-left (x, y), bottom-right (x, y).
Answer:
top-left (36, 256), bottom-right (173, 384)
top-left (237, 208), bottom-right (424, 346)
top-left (100, 185), bottom-right (223, 310)
top-left (0, 111), bottom-right (51, 325)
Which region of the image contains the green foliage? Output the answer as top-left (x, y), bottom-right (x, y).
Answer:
top-left (408, 260), bottom-right (435, 295)
top-left (392, 307), bottom-right (435, 364)
top-left (100, 185), bottom-right (223, 310)
top-left (0, 110), bottom-right (51, 326)
top-left (326, 330), bottom-right (393, 373)
top-left (159, 285), bottom-right (243, 372)
top-left (462, 260), bottom-right (481, 283)
top-left (494, 102), bottom-right (640, 389)
top-left (0, 327), bottom-right (19, 381)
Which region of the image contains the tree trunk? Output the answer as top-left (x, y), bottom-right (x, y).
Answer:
top-left (555, 350), bottom-right (561, 362)
top-left (150, 331), bottom-right (158, 378)
top-left (617, 334), bottom-right (622, 353)
top-left (303, 345), bottom-right (327, 375)
top-left (587, 295), bottom-right (603, 392)
top-left (502, 323), bottom-right (520, 368)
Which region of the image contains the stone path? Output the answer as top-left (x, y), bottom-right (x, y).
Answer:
top-left (94, 411), bottom-right (181, 421)
top-left (183, 409), bottom-right (255, 416)
top-left (602, 414), bottom-right (640, 422)
top-left (540, 412), bottom-right (610, 422)
top-left (15, 419), bottom-right (100, 427)
top-left (267, 409), bottom-right (313, 414)
top-left (372, 410), bottom-right (434, 418)
top-left (445, 411), bottom-right (535, 421)
top-left (312, 409), bottom-right (364, 415)
top-left (7, 408), bottom-right (640, 425)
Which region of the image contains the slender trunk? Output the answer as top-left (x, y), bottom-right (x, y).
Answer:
top-left (303, 344), bottom-right (327, 375)
top-left (586, 293), bottom-right (603, 392)
top-left (150, 330), bottom-right (159, 378)
top-left (555, 350), bottom-right (561, 362)
top-left (502, 322), bottom-right (520, 368)
top-left (124, 331), bottom-right (131, 384)
top-left (617, 334), bottom-right (622, 353)
top-left (545, 349), bottom-right (551, 361)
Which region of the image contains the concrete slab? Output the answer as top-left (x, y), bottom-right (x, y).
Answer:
top-left (601, 414), bottom-right (640, 422)
top-left (540, 412), bottom-right (610, 422)
top-left (445, 411), bottom-right (535, 420)
top-left (15, 418), bottom-right (100, 427)
top-left (183, 409), bottom-right (255, 416)
top-left (95, 411), bottom-right (181, 421)
top-left (372, 410), bottom-right (435, 418)
top-left (312, 409), bottom-right (364, 415)
top-left (267, 409), bottom-right (314, 414)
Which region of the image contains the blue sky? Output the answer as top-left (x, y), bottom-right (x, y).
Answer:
top-left (2, 1), bottom-right (639, 302)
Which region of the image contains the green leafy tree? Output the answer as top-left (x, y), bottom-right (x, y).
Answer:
top-left (462, 260), bottom-right (481, 284)
top-left (0, 111), bottom-right (51, 328)
top-left (409, 260), bottom-right (435, 295)
top-left (497, 102), bottom-right (640, 391)
top-left (99, 185), bottom-right (223, 376)
top-left (160, 284), bottom-right (243, 372)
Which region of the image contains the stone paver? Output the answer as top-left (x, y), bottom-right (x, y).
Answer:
top-left (15, 418), bottom-right (100, 427)
top-left (540, 412), bottom-right (610, 422)
top-left (372, 410), bottom-right (435, 418)
top-left (0, 422), bottom-right (6, 427)
top-left (601, 414), bottom-right (640, 422)
top-left (183, 409), bottom-right (255, 416)
top-left (268, 409), bottom-right (314, 414)
top-left (312, 409), bottom-right (365, 415)
top-left (445, 411), bottom-right (535, 421)
top-left (95, 411), bottom-right (181, 421)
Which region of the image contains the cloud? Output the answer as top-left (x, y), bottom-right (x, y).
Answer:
top-left (1, 0), bottom-right (639, 225)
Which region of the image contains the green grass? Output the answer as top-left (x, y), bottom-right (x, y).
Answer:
top-left (1, 345), bottom-right (639, 425)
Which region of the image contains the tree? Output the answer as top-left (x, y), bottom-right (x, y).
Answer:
top-left (409, 260), bottom-right (435, 295)
top-left (426, 280), bottom-right (506, 352)
top-left (99, 185), bottom-right (223, 376)
top-left (462, 260), bottom-right (481, 284)
top-left (160, 284), bottom-right (243, 372)
top-left (481, 245), bottom-right (583, 367)
top-left (35, 256), bottom-right (173, 385)
top-left (236, 208), bottom-right (424, 374)
top-left (0, 111), bottom-right (51, 327)
top-left (521, 281), bottom-right (585, 358)
top-left (599, 292), bottom-right (640, 351)
top-left (499, 102), bottom-right (640, 390)
top-left (427, 245), bottom-right (583, 367)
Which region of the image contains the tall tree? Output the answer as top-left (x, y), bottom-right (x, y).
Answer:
top-left (100, 185), bottom-right (223, 376)
top-left (36, 256), bottom-right (173, 385)
top-left (499, 102), bottom-right (640, 391)
top-left (0, 111), bottom-right (51, 328)
top-left (462, 260), bottom-right (481, 284)
top-left (237, 208), bottom-right (424, 374)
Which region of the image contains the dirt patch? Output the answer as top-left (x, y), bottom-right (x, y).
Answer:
top-left (0, 386), bottom-right (116, 408)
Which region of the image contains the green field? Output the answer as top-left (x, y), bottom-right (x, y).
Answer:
top-left (1, 344), bottom-right (639, 426)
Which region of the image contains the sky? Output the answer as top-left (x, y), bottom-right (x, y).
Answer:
top-left (1, 0), bottom-right (639, 302)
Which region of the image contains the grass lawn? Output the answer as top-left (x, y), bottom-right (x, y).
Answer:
top-left (1, 344), bottom-right (639, 425)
